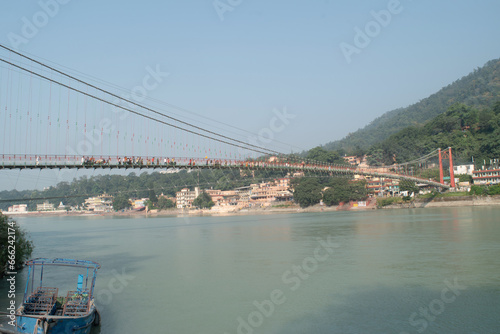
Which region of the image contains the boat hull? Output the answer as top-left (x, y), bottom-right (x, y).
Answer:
top-left (16, 308), bottom-right (98, 334)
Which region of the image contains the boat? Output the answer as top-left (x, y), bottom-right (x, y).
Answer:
top-left (15, 258), bottom-right (101, 334)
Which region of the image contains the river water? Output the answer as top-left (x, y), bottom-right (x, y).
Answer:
top-left (1, 207), bottom-right (499, 333)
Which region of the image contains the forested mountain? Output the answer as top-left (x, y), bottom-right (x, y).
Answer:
top-left (325, 58), bottom-right (500, 152)
top-left (368, 102), bottom-right (500, 166)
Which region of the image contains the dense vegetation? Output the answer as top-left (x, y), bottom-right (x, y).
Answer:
top-left (324, 58), bottom-right (500, 152)
top-left (157, 197), bottom-right (175, 210)
top-left (470, 184), bottom-right (500, 196)
top-left (305, 146), bottom-right (346, 164)
top-left (368, 102), bottom-right (500, 166)
top-left (112, 193), bottom-right (132, 211)
top-left (0, 214), bottom-right (34, 277)
top-left (291, 177), bottom-right (368, 208)
top-left (192, 191), bottom-right (215, 209)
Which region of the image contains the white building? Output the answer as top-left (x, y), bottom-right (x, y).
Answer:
top-left (8, 204), bottom-right (28, 212)
top-left (473, 168), bottom-right (500, 185)
top-left (36, 201), bottom-right (55, 211)
top-left (176, 187), bottom-right (200, 209)
top-left (84, 194), bottom-right (113, 212)
top-left (453, 164), bottom-right (474, 176)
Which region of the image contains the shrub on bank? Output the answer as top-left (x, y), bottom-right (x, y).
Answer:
top-left (0, 213), bottom-right (34, 277)
top-left (470, 184), bottom-right (500, 196)
top-left (377, 197), bottom-right (403, 207)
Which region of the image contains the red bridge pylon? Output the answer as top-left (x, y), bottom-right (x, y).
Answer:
top-left (438, 147), bottom-right (455, 188)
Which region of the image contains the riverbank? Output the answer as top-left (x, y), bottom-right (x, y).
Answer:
top-left (4, 195), bottom-right (500, 218)
top-left (1, 200), bottom-right (377, 218)
top-left (381, 195), bottom-right (500, 209)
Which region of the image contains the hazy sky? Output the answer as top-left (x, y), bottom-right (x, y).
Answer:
top-left (1, 0), bottom-right (500, 190)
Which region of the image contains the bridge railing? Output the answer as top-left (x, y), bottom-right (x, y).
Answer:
top-left (0, 154), bottom-right (358, 171)
top-left (0, 154), bottom-right (447, 187)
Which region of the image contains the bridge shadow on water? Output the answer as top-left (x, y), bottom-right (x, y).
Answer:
top-left (274, 285), bottom-right (500, 334)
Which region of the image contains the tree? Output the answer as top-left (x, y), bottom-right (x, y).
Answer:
top-left (292, 178), bottom-right (323, 208)
top-left (400, 180), bottom-right (419, 196)
top-left (148, 182), bottom-right (158, 204)
top-left (192, 191), bottom-right (215, 209)
top-left (488, 184), bottom-right (500, 195)
top-left (478, 110), bottom-right (494, 132)
top-left (470, 185), bottom-right (485, 196)
top-left (493, 100), bottom-right (500, 115)
top-left (113, 193), bottom-right (132, 211)
top-left (456, 174), bottom-right (473, 183)
top-left (306, 146), bottom-right (345, 164)
top-left (367, 149), bottom-right (386, 166)
top-left (0, 214), bottom-right (34, 277)
top-left (322, 179), bottom-right (367, 206)
top-left (144, 199), bottom-right (155, 211)
top-left (157, 197), bottom-right (175, 210)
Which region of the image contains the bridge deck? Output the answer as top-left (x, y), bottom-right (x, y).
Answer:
top-left (0, 154), bottom-right (449, 189)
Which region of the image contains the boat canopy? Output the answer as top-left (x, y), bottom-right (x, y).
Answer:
top-left (25, 258), bottom-right (101, 270)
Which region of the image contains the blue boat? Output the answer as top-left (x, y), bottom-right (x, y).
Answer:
top-left (15, 258), bottom-right (101, 334)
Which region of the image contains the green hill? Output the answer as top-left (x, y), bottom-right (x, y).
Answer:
top-left (369, 102), bottom-right (500, 166)
top-left (325, 58), bottom-right (500, 152)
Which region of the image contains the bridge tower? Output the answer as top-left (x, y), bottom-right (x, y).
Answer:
top-left (438, 148), bottom-right (455, 188)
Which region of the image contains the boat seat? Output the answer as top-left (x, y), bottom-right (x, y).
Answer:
top-left (23, 287), bottom-right (58, 315)
top-left (62, 290), bottom-right (90, 316)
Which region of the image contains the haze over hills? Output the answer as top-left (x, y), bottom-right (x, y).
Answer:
top-left (324, 58), bottom-right (500, 152)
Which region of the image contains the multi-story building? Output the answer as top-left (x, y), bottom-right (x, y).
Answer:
top-left (176, 187), bottom-right (200, 208)
top-left (177, 178), bottom-right (294, 209)
top-left (220, 190), bottom-right (239, 206)
top-left (36, 201), bottom-right (55, 211)
top-left (366, 178), bottom-right (400, 196)
top-left (235, 186), bottom-right (252, 207)
top-left (8, 204), bottom-right (28, 212)
top-left (85, 194), bottom-right (113, 212)
top-left (250, 178), bottom-right (293, 205)
top-left (473, 168), bottom-right (500, 185)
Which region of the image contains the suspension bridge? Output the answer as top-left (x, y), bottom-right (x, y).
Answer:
top-left (0, 44), bottom-right (454, 191)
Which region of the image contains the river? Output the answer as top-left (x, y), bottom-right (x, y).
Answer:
top-left (1, 207), bottom-right (499, 333)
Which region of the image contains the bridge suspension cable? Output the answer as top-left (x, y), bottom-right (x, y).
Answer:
top-left (392, 149), bottom-right (441, 167)
top-left (0, 44), bottom-right (306, 154)
top-left (0, 44), bottom-right (283, 157)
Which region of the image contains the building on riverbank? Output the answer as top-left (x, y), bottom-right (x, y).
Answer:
top-left (453, 163), bottom-right (475, 176)
top-left (84, 194), bottom-right (113, 212)
top-left (473, 168), bottom-right (500, 185)
top-left (366, 178), bottom-right (400, 196)
top-left (176, 187), bottom-right (201, 209)
top-left (36, 201), bottom-right (55, 211)
top-left (176, 177), bottom-right (294, 209)
top-left (8, 204), bottom-right (28, 213)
